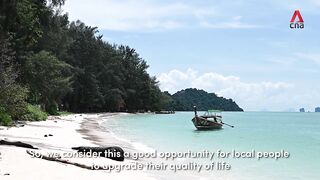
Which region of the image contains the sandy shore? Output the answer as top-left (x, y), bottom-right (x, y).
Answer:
top-left (0, 113), bottom-right (155, 180)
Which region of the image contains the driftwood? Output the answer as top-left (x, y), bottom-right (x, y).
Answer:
top-left (26, 150), bottom-right (107, 170)
top-left (72, 146), bottom-right (124, 161)
top-left (0, 140), bottom-right (38, 149)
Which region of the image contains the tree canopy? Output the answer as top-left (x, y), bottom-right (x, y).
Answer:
top-left (0, 0), bottom-right (163, 117)
top-left (171, 88), bottom-right (243, 111)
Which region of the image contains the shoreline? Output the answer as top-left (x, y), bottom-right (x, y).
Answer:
top-left (78, 113), bottom-right (136, 151)
top-left (0, 113), bottom-right (155, 180)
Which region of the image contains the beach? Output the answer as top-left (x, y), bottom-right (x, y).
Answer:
top-left (0, 113), bottom-right (154, 180)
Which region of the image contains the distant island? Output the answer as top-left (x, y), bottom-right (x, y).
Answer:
top-left (299, 107), bottom-right (320, 112)
top-left (160, 88), bottom-right (243, 112)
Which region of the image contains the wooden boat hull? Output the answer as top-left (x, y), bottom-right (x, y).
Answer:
top-left (192, 116), bottom-right (223, 130)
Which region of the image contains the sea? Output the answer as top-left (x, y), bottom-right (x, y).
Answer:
top-left (101, 112), bottom-right (320, 180)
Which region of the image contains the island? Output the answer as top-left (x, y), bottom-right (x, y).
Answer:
top-left (160, 88), bottom-right (243, 111)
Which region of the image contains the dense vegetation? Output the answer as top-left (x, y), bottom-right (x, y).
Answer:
top-left (165, 88), bottom-right (243, 111)
top-left (0, 0), bottom-right (243, 125)
top-left (0, 0), bottom-right (163, 125)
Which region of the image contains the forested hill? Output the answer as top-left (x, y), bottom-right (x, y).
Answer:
top-left (165, 88), bottom-right (243, 111)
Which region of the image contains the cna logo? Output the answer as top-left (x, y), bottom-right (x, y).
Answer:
top-left (290, 10), bottom-right (304, 29)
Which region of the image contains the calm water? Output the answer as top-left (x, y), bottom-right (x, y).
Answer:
top-left (102, 112), bottom-right (320, 180)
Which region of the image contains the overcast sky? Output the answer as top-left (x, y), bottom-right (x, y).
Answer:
top-left (63, 0), bottom-right (320, 111)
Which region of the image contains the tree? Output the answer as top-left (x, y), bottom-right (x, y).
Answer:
top-left (0, 37), bottom-right (28, 119)
top-left (24, 50), bottom-right (72, 114)
top-left (159, 91), bottom-right (175, 111)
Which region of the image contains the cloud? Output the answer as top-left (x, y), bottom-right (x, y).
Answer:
top-left (62, 0), bottom-right (320, 32)
top-left (232, 16), bottom-right (242, 21)
top-left (158, 68), bottom-right (291, 94)
top-left (295, 53), bottom-right (320, 65)
top-left (199, 15), bottom-right (259, 29)
top-left (156, 69), bottom-right (320, 111)
top-left (63, 0), bottom-right (215, 31)
top-left (267, 53), bottom-right (320, 70)
top-left (267, 56), bottom-right (298, 67)
top-left (311, 0), bottom-right (320, 6)
top-left (199, 21), bottom-right (259, 29)
top-left (275, 0), bottom-right (320, 14)
top-left (63, 0), bottom-right (261, 31)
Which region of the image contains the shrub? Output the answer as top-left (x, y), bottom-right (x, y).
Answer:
top-left (57, 111), bottom-right (73, 116)
top-left (0, 107), bottom-right (12, 126)
top-left (20, 104), bottom-right (47, 121)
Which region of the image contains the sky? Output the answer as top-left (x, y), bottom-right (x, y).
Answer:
top-left (63, 0), bottom-right (320, 111)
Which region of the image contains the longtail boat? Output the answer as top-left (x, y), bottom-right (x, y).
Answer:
top-left (191, 106), bottom-right (224, 130)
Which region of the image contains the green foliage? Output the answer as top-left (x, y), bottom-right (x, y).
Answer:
top-left (0, 107), bottom-right (12, 126)
top-left (57, 111), bottom-right (73, 116)
top-left (62, 21), bottom-right (163, 112)
top-left (159, 91), bottom-right (175, 111)
top-left (21, 104), bottom-right (47, 121)
top-left (15, 0), bottom-right (43, 47)
top-left (0, 84), bottom-right (29, 118)
top-left (172, 88), bottom-right (243, 111)
top-left (0, 0), bottom-right (17, 34)
top-left (0, 37), bottom-right (28, 119)
top-left (48, 0), bottom-right (66, 7)
top-left (24, 50), bottom-right (72, 115)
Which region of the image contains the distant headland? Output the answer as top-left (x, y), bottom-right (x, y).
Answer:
top-left (160, 88), bottom-right (243, 112)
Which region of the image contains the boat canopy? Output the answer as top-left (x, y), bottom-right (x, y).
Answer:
top-left (204, 110), bottom-right (222, 117)
top-left (208, 110), bottom-right (222, 113)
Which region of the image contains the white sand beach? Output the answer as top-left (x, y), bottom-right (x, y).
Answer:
top-left (0, 114), bottom-right (155, 180)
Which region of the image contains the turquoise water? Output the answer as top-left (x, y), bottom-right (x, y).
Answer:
top-left (103, 112), bottom-right (320, 180)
